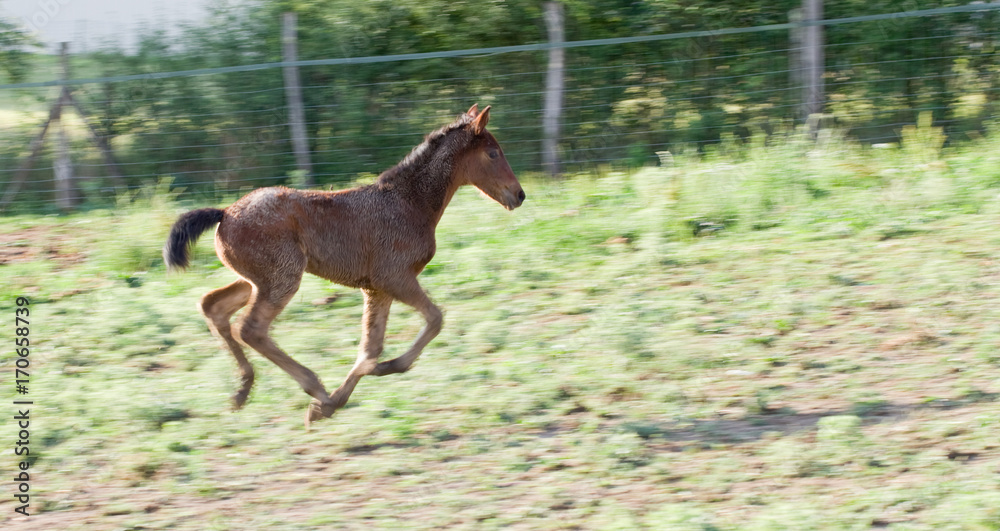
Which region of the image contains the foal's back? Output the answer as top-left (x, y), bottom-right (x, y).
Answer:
top-left (216, 185), bottom-right (432, 291)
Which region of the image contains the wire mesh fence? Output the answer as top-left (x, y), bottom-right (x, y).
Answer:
top-left (1, 3), bottom-right (999, 210)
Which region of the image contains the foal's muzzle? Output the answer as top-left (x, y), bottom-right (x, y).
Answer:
top-left (505, 188), bottom-right (526, 210)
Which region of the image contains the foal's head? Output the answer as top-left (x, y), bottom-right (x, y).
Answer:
top-left (455, 104), bottom-right (525, 211)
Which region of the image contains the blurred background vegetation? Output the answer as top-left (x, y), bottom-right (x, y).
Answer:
top-left (0, 0), bottom-right (999, 210)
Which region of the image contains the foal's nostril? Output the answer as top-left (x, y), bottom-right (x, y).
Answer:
top-left (517, 190), bottom-right (526, 203)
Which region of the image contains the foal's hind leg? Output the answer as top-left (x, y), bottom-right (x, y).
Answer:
top-left (307, 289), bottom-right (392, 425)
top-left (236, 281), bottom-right (334, 409)
top-left (200, 279), bottom-right (254, 409)
top-left (371, 277), bottom-right (443, 377)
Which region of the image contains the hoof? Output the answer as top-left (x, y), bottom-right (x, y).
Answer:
top-left (231, 390), bottom-right (250, 411)
top-left (303, 399), bottom-right (336, 428)
top-left (304, 402), bottom-right (321, 429)
top-left (372, 359), bottom-right (407, 376)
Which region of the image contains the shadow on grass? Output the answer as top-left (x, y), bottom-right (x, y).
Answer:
top-left (342, 441), bottom-right (420, 455)
top-left (323, 391), bottom-right (999, 456)
top-left (614, 391), bottom-right (998, 446)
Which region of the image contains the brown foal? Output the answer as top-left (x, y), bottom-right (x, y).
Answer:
top-left (163, 105), bottom-right (524, 427)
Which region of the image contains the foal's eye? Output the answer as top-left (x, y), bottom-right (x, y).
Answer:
top-left (488, 150), bottom-right (499, 160)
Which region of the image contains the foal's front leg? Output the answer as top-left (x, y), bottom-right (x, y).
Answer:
top-left (370, 278), bottom-right (443, 376)
top-left (306, 289), bottom-right (392, 426)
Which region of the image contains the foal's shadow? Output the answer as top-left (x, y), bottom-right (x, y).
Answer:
top-left (610, 393), bottom-right (996, 447)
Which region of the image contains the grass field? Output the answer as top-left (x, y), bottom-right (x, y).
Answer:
top-left (1, 129), bottom-right (1000, 529)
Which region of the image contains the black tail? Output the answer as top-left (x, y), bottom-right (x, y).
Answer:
top-left (163, 208), bottom-right (225, 270)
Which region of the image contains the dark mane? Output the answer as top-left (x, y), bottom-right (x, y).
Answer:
top-left (376, 112), bottom-right (476, 187)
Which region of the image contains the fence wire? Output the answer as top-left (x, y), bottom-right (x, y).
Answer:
top-left (1, 4), bottom-right (999, 210)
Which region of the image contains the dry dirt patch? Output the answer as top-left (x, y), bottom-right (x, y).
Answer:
top-left (0, 226), bottom-right (85, 267)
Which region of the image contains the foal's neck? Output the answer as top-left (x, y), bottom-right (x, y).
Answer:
top-left (378, 149), bottom-right (465, 228)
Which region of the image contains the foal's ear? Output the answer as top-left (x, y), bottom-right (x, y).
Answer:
top-left (471, 105), bottom-right (491, 135)
top-left (467, 103), bottom-right (479, 117)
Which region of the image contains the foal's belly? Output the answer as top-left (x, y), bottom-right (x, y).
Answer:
top-left (306, 265), bottom-right (374, 290)
top-left (303, 247), bottom-right (374, 290)
top-left (302, 237), bottom-right (434, 292)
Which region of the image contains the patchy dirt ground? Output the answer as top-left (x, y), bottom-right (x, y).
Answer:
top-left (1, 186), bottom-right (1000, 529)
top-left (0, 225), bottom-right (85, 267)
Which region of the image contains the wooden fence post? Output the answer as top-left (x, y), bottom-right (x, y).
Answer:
top-left (282, 12), bottom-right (314, 187)
top-left (542, 1), bottom-right (565, 176)
top-left (789, 8), bottom-right (803, 92)
top-left (0, 42), bottom-right (124, 211)
top-left (800, 0), bottom-right (824, 133)
top-left (54, 42), bottom-right (76, 210)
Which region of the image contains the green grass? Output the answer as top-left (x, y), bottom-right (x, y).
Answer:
top-left (2, 129), bottom-right (1000, 529)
